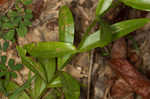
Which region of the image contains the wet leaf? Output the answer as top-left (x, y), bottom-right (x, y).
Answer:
top-left (24, 42), bottom-right (77, 58)
top-left (1, 55), bottom-right (7, 64)
top-left (120, 0), bottom-right (150, 11)
top-left (96, 0), bottom-right (113, 16)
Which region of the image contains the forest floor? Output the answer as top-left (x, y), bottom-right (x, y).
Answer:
top-left (1, 0), bottom-right (150, 99)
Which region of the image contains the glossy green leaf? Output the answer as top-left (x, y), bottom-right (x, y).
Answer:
top-left (58, 6), bottom-right (75, 69)
top-left (120, 0), bottom-right (150, 11)
top-left (59, 72), bottom-right (80, 99)
top-left (78, 18), bottom-right (150, 52)
top-left (48, 76), bottom-right (62, 88)
top-left (24, 42), bottom-right (77, 58)
top-left (96, 0), bottom-right (113, 16)
top-left (59, 5), bottom-right (74, 44)
top-left (99, 21), bottom-right (112, 46)
top-left (111, 18), bottom-right (150, 41)
top-left (3, 41), bottom-right (9, 52)
top-left (33, 76), bottom-right (46, 99)
top-left (9, 76), bottom-right (36, 99)
top-left (3, 30), bottom-right (15, 41)
top-left (39, 58), bottom-right (56, 82)
top-left (16, 46), bottom-right (46, 81)
top-left (78, 30), bottom-right (101, 52)
top-left (58, 55), bottom-right (72, 70)
top-left (8, 59), bottom-right (15, 69)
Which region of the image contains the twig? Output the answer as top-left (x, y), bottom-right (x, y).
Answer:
top-left (87, 50), bottom-right (94, 99)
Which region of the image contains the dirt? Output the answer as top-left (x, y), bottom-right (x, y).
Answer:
top-left (1, 0), bottom-right (150, 99)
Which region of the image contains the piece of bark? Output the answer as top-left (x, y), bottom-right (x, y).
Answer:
top-left (110, 58), bottom-right (150, 99)
top-left (111, 38), bottom-right (127, 59)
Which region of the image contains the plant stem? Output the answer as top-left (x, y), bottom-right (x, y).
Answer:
top-left (78, 19), bottom-right (97, 49)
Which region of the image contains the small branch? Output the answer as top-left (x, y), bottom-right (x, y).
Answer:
top-left (87, 50), bottom-right (94, 99)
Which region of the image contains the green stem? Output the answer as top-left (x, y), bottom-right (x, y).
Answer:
top-left (78, 19), bottom-right (97, 49)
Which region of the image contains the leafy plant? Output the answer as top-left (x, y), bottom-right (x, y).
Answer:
top-left (0, 0), bottom-right (32, 40)
top-left (0, 41), bottom-right (23, 96)
top-left (1, 0), bottom-right (150, 99)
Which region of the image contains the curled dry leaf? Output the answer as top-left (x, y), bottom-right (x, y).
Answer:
top-left (110, 58), bottom-right (150, 99)
top-left (111, 38), bottom-right (127, 59)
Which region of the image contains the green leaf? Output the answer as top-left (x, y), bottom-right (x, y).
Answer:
top-left (21, 57), bottom-right (46, 81)
top-left (9, 75), bottom-right (36, 99)
top-left (111, 18), bottom-right (150, 41)
top-left (59, 72), bottom-right (80, 99)
top-left (10, 72), bottom-right (17, 78)
top-left (2, 23), bottom-right (15, 29)
top-left (16, 46), bottom-right (47, 81)
top-left (99, 20), bottom-right (112, 46)
top-left (5, 81), bottom-right (30, 99)
top-left (3, 41), bottom-right (9, 51)
top-left (78, 30), bottom-right (101, 52)
top-left (120, 0), bottom-right (150, 11)
top-left (23, 19), bottom-right (32, 26)
top-left (0, 64), bottom-right (7, 70)
top-left (32, 76), bottom-right (46, 99)
top-left (0, 71), bottom-right (8, 78)
top-left (16, 24), bottom-right (28, 37)
top-left (96, 0), bottom-right (113, 16)
top-left (39, 58), bottom-right (56, 82)
top-left (22, 0), bottom-right (32, 5)
top-left (58, 6), bottom-right (75, 69)
top-left (24, 13), bottom-right (33, 20)
top-left (78, 18), bottom-right (150, 52)
top-left (43, 89), bottom-right (61, 99)
top-left (16, 46), bottom-right (26, 57)
top-left (14, 64), bottom-right (23, 71)
top-left (7, 11), bottom-right (18, 17)
top-left (58, 55), bottom-right (72, 70)
top-left (47, 76), bottom-right (62, 88)
top-left (24, 42), bottom-right (77, 58)
top-left (3, 30), bottom-right (15, 41)
top-left (8, 59), bottom-right (15, 69)
top-left (59, 5), bottom-right (74, 44)
top-left (1, 55), bottom-right (7, 64)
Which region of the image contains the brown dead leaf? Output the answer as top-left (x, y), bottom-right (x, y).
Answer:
top-left (111, 38), bottom-right (127, 59)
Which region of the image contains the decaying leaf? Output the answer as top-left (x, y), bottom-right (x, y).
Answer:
top-left (110, 58), bottom-right (150, 98)
top-left (111, 38), bottom-right (127, 59)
